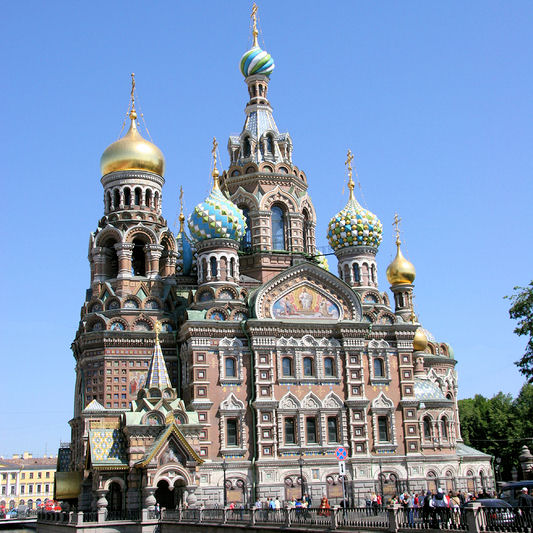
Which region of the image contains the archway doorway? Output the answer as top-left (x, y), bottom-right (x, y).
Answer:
top-left (108, 482), bottom-right (123, 512)
top-left (155, 480), bottom-right (174, 509)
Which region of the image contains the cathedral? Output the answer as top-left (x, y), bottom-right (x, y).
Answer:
top-left (61, 7), bottom-right (493, 512)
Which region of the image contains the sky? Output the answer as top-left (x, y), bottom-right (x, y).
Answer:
top-left (1, 1), bottom-right (532, 457)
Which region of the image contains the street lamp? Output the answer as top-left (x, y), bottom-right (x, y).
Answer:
top-left (298, 454), bottom-right (305, 500)
top-left (222, 456), bottom-right (228, 507)
top-left (378, 459), bottom-right (384, 503)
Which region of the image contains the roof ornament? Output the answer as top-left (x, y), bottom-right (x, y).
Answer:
top-left (154, 320), bottom-right (162, 344)
top-left (345, 149), bottom-right (355, 201)
top-left (129, 72), bottom-right (137, 120)
top-left (393, 212), bottom-right (402, 246)
top-left (251, 3), bottom-right (259, 47)
top-left (211, 137), bottom-right (220, 188)
top-left (179, 186), bottom-right (185, 233)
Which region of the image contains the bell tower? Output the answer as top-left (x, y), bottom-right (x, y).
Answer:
top-left (221, 4), bottom-right (317, 282)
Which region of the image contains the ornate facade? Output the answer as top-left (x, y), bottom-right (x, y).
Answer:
top-left (64, 8), bottom-right (493, 513)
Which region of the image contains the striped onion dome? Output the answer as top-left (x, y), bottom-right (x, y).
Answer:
top-left (240, 45), bottom-right (275, 78)
top-left (188, 180), bottom-right (246, 242)
top-left (327, 194), bottom-right (383, 251)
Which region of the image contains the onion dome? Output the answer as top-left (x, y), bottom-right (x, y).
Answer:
top-left (386, 239), bottom-right (416, 285)
top-left (188, 142), bottom-right (246, 242)
top-left (100, 75), bottom-right (165, 177)
top-left (239, 5), bottom-right (275, 78)
top-left (413, 327), bottom-right (428, 352)
top-left (327, 153), bottom-right (382, 251)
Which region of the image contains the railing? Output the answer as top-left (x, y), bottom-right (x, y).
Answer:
top-left (476, 506), bottom-right (532, 532)
top-left (339, 506), bottom-right (389, 529)
top-left (397, 507), bottom-right (468, 530)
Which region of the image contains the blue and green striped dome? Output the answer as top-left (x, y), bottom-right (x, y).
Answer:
top-left (240, 46), bottom-right (275, 78)
top-left (327, 197), bottom-right (383, 251)
top-left (188, 184), bottom-right (246, 242)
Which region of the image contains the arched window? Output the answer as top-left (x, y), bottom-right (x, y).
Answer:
top-left (102, 238), bottom-right (119, 279)
top-left (243, 137), bottom-right (251, 158)
top-left (282, 357), bottom-right (293, 377)
top-left (303, 210), bottom-right (311, 254)
top-left (373, 358), bottom-right (384, 377)
top-left (131, 238), bottom-right (146, 276)
top-left (210, 257), bottom-right (218, 278)
top-left (398, 293), bottom-right (404, 307)
top-left (423, 416), bottom-right (432, 439)
top-left (240, 207), bottom-right (252, 251)
top-left (271, 206), bottom-right (286, 250)
top-left (353, 263), bottom-right (360, 282)
top-left (285, 417), bottom-right (296, 444)
top-left (154, 192), bottom-right (159, 210)
top-left (371, 264), bottom-right (377, 284)
top-left (266, 134), bottom-right (274, 154)
top-left (324, 357), bottom-right (334, 377)
top-left (225, 358), bottom-right (236, 378)
top-left (145, 189), bottom-right (152, 208)
top-left (124, 187), bottom-right (131, 206)
top-left (134, 187), bottom-right (141, 205)
top-left (229, 257), bottom-right (235, 278)
top-left (114, 189), bottom-right (120, 209)
top-left (106, 191), bottom-right (112, 212)
top-left (441, 416), bottom-right (448, 439)
top-left (303, 357), bottom-right (314, 377)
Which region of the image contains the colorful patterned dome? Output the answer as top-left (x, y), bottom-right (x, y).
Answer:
top-left (240, 46), bottom-right (275, 78)
top-left (327, 195), bottom-right (383, 251)
top-left (188, 175), bottom-right (246, 242)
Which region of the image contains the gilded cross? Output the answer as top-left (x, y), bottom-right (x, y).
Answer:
top-left (393, 213), bottom-right (402, 244)
top-left (212, 137), bottom-right (218, 170)
top-left (251, 3), bottom-right (259, 47)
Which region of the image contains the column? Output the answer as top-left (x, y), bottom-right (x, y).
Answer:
top-left (145, 244), bottom-right (164, 279)
top-left (115, 242), bottom-right (134, 279)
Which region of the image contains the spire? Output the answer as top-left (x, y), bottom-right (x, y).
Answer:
top-left (251, 3), bottom-right (259, 48)
top-left (145, 321), bottom-right (171, 390)
top-left (129, 72), bottom-right (137, 121)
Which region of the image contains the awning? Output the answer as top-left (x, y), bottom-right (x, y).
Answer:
top-left (54, 471), bottom-right (82, 500)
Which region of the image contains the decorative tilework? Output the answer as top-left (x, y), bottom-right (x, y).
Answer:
top-left (89, 429), bottom-right (127, 467)
top-left (240, 46), bottom-right (275, 78)
top-left (414, 379), bottom-right (446, 401)
top-left (146, 341), bottom-right (171, 390)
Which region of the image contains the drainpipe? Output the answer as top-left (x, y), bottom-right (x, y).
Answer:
top-left (241, 320), bottom-right (258, 504)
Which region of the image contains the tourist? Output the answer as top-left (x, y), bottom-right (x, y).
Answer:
top-left (318, 496), bottom-right (331, 517)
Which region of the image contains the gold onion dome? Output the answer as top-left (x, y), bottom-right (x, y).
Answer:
top-left (413, 327), bottom-right (428, 352)
top-left (100, 74), bottom-right (165, 177)
top-left (386, 239), bottom-right (416, 285)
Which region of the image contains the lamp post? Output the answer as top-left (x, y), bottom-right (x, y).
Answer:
top-left (298, 454), bottom-right (305, 500)
top-left (378, 459), bottom-right (384, 503)
top-left (222, 456), bottom-right (228, 507)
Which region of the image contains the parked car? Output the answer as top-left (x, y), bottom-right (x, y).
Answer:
top-left (465, 499), bottom-right (515, 529)
top-left (499, 481), bottom-right (533, 507)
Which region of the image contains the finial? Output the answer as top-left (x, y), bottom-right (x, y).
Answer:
top-left (129, 72), bottom-right (137, 120)
top-left (211, 137), bottom-right (220, 188)
top-left (251, 3), bottom-right (259, 48)
top-left (393, 213), bottom-right (402, 246)
top-left (154, 320), bottom-right (162, 344)
top-left (345, 149), bottom-right (355, 201)
top-left (179, 186), bottom-right (185, 233)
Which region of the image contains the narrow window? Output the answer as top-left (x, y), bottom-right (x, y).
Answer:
top-left (327, 417), bottom-right (338, 443)
top-left (145, 189), bottom-right (152, 208)
top-left (229, 258), bottom-right (235, 278)
top-left (282, 357), bottom-right (293, 377)
top-left (240, 207), bottom-right (252, 251)
top-left (210, 257), bottom-right (218, 278)
top-left (271, 206), bottom-right (286, 250)
top-left (266, 134), bottom-right (274, 154)
top-left (285, 417), bottom-right (296, 444)
top-left (303, 210), bottom-right (311, 254)
top-left (243, 137), bottom-right (251, 158)
top-left (225, 358), bottom-right (236, 378)
top-left (378, 416), bottom-right (390, 442)
top-left (227, 419), bottom-right (238, 446)
top-left (124, 187), bottom-right (131, 206)
top-left (303, 357), bottom-right (314, 377)
top-left (423, 416), bottom-right (432, 439)
top-left (324, 357), bottom-right (334, 377)
top-left (106, 191), bottom-right (112, 212)
top-left (373, 358), bottom-right (385, 377)
top-left (131, 239), bottom-right (146, 276)
top-left (371, 264), bottom-right (377, 283)
top-left (154, 191), bottom-right (159, 210)
top-left (306, 417), bottom-right (317, 444)
top-left (134, 187), bottom-right (141, 205)
top-left (353, 264), bottom-right (360, 282)
top-left (441, 417), bottom-right (448, 439)
top-left (114, 189), bottom-right (120, 209)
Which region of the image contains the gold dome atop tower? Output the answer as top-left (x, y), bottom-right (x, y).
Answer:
top-left (413, 327), bottom-right (428, 352)
top-left (386, 214), bottom-right (416, 285)
top-left (100, 74), bottom-right (165, 177)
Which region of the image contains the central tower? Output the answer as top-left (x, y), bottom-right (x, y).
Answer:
top-left (221, 7), bottom-right (317, 282)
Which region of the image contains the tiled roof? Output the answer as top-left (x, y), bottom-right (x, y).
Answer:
top-left (88, 429), bottom-right (127, 469)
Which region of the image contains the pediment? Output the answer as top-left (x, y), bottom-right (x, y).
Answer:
top-left (254, 263), bottom-right (361, 321)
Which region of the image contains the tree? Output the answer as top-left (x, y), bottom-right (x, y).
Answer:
top-left (506, 281), bottom-right (533, 383)
top-left (459, 384), bottom-right (533, 480)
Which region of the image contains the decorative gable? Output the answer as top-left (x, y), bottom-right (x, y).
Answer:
top-left (253, 263), bottom-right (361, 321)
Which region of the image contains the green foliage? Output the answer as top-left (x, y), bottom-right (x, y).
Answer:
top-left (506, 281), bottom-right (533, 383)
top-left (459, 384), bottom-right (533, 480)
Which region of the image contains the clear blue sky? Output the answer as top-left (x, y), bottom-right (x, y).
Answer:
top-left (1, 1), bottom-right (531, 457)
